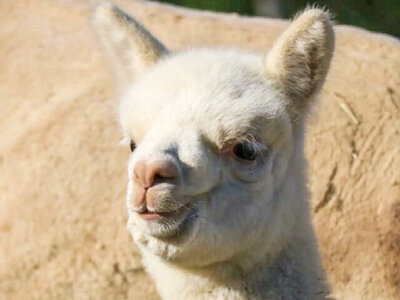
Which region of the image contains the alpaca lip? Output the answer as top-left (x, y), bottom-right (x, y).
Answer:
top-left (135, 204), bottom-right (198, 239)
top-left (138, 205), bottom-right (188, 222)
top-left (139, 211), bottom-right (165, 221)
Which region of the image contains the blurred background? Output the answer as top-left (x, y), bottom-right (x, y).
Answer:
top-left (157, 0), bottom-right (400, 37)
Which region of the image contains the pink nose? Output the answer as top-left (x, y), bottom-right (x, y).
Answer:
top-left (133, 160), bottom-right (178, 188)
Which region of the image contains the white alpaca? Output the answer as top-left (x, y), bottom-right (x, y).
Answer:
top-left (93, 3), bottom-right (335, 299)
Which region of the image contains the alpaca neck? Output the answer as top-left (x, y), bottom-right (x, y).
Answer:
top-left (142, 235), bottom-right (327, 300)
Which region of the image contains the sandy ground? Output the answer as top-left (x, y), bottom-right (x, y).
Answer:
top-left (0, 0), bottom-right (399, 299)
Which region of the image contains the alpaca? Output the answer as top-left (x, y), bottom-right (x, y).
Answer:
top-left (93, 3), bottom-right (335, 299)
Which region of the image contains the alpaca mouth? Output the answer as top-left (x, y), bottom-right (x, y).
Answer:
top-left (136, 204), bottom-right (198, 239)
top-left (138, 205), bottom-right (190, 221)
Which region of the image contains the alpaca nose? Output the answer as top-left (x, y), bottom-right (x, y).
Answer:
top-left (134, 160), bottom-right (178, 188)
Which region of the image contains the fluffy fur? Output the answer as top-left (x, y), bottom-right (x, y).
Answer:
top-left (93, 3), bottom-right (335, 299)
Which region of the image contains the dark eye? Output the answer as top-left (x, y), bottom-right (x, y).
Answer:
top-left (233, 142), bottom-right (257, 161)
top-left (130, 140), bottom-right (136, 152)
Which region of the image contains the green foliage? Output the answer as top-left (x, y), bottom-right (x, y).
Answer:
top-left (157, 0), bottom-right (399, 37)
top-left (158, 0), bottom-right (254, 15)
top-left (281, 0), bottom-right (400, 37)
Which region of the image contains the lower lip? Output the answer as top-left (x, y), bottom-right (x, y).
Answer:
top-left (139, 212), bottom-right (165, 221)
top-left (138, 205), bottom-right (189, 221)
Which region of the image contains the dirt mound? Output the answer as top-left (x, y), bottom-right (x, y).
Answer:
top-left (0, 1), bottom-right (399, 299)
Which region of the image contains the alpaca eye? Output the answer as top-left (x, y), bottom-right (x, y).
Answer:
top-left (130, 140), bottom-right (136, 152)
top-left (233, 142), bottom-right (257, 161)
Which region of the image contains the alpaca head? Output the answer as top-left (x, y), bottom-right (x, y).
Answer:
top-left (93, 3), bottom-right (334, 267)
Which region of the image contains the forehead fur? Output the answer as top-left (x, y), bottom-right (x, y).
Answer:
top-left (119, 49), bottom-right (288, 146)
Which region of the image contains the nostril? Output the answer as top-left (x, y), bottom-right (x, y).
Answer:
top-left (133, 161), bottom-right (147, 186)
top-left (155, 164), bottom-right (177, 179)
top-left (134, 160), bottom-right (178, 188)
top-left (153, 172), bottom-right (175, 184)
top-left (147, 162), bottom-right (178, 186)
top-left (154, 174), bottom-right (166, 181)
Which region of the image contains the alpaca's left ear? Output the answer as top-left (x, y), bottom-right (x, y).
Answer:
top-left (265, 9), bottom-right (334, 117)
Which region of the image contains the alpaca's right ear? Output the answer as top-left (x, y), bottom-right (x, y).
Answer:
top-left (93, 2), bottom-right (168, 85)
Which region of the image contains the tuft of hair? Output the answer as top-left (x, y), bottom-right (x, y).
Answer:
top-left (265, 7), bottom-right (335, 121)
top-left (92, 2), bottom-right (169, 87)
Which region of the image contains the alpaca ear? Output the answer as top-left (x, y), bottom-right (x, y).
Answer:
top-left (93, 2), bottom-right (168, 85)
top-left (265, 9), bottom-right (334, 118)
